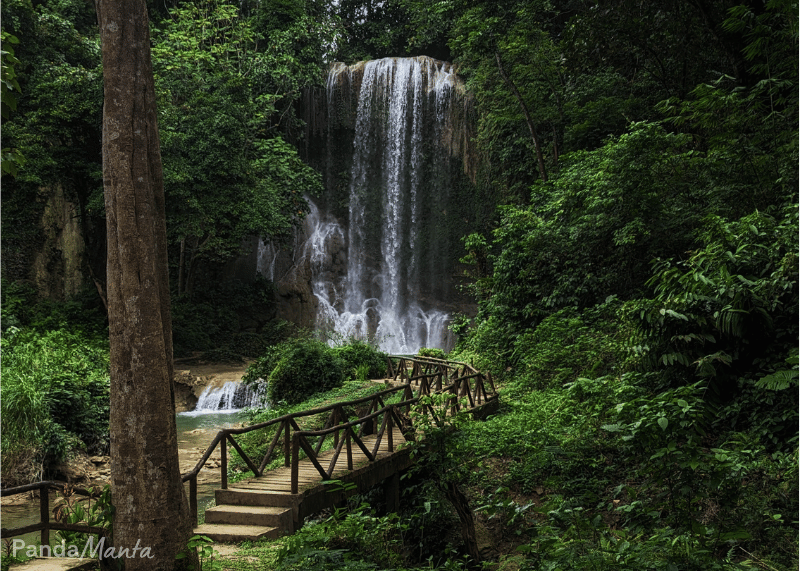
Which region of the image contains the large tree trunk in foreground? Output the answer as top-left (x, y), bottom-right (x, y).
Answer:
top-left (96, 1), bottom-right (193, 568)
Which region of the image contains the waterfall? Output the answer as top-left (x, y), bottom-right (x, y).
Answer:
top-left (328, 58), bottom-right (461, 354)
top-left (256, 238), bottom-right (277, 282)
top-left (182, 381), bottom-right (266, 416)
top-left (264, 56), bottom-right (472, 354)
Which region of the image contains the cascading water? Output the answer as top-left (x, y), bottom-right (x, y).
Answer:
top-left (182, 381), bottom-right (266, 416)
top-left (262, 56), bottom-right (476, 354)
top-left (330, 58), bottom-right (462, 353)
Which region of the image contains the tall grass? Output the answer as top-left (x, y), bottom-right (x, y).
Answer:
top-left (1, 327), bottom-right (110, 486)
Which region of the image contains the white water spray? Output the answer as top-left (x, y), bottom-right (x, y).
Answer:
top-left (182, 381), bottom-right (266, 416)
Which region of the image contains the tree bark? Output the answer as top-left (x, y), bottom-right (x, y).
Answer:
top-left (96, 1), bottom-right (194, 569)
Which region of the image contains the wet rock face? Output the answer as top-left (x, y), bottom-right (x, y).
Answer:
top-left (274, 249), bottom-right (318, 329)
top-left (29, 184), bottom-right (86, 301)
top-left (173, 370), bottom-right (200, 413)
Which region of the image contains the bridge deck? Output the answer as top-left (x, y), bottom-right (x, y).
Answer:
top-left (195, 427), bottom-right (414, 541)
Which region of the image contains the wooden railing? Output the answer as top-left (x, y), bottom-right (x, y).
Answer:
top-left (0, 357), bottom-right (497, 538)
top-left (0, 481), bottom-right (109, 546)
top-left (180, 356), bottom-right (497, 524)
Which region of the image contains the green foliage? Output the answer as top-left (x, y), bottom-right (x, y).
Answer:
top-left (151, 0), bottom-right (325, 292)
top-left (274, 510), bottom-right (404, 570)
top-left (1, 280), bottom-right (107, 336)
top-left (628, 206), bottom-right (798, 446)
top-left (256, 337), bottom-right (344, 405)
top-left (457, 122), bottom-right (708, 374)
top-left (55, 484), bottom-right (114, 551)
top-left (243, 337), bottom-right (388, 405)
top-left (175, 535), bottom-right (217, 571)
top-left (1, 283), bottom-right (110, 486)
top-left (1, 30), bottom-right (25, 176)
top-left (449, 0), bottom-right (562, 199)
top-left (1, 0), bottom-right (104, 286)
top-left (266, 477), bottom-right (465, 569)
top-left (1, 0), bottom-right (103, 190)
top-left (0, 30), bottom-right (21, 119)
top-left (332, 340), bottom-right (388, 382)
top-left (416, 347), bottom-right (446, 360)
top-left (171, 278), bottom-right (282, 357)
top-left (512, 300), bottom-right (630, 391)
top-left (331, 0), bottom-right (413, 63)
top-left (1, 326), bottom-right (110, 485)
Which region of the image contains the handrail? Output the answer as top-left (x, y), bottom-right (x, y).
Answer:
top-left (0, 357), bottom-right (497, 541)
top-left (0, 481), bottom-right (109, 547)
top-left (179, 356), bottom-right (497, 524)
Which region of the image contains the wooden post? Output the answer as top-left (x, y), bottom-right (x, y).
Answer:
top-left (40, 484), bottom-right (50, 548)
top-left (284, 420), bottom-right (291, 467)
top-left (333, 407), bottom-right (340, 448)
top-left (291, 433), bottom-right (300, 494)
top-left (221, 436), bottom-right (228, 490)
top-left (346, 429), bottom-right (353, 470)
top-left (387, 410), bottom-right (394, 452)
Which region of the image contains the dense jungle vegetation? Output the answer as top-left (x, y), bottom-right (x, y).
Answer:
top-left (1, 0), bottom-right (797, 569)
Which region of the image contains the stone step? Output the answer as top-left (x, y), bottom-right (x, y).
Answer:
top-left (193, 523), bottom-right (279, 543)
top-left (203, 505), bottom-right (293, 532)
top-left (215, 487), bottom-right (299, 507)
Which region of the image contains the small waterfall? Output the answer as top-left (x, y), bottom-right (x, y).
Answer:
top-left (256, 239), bottom-right (278, 282)
top-left (183, 382), bottom-right (266, 416)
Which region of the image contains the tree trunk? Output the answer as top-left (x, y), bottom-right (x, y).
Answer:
top-left (494, 50), bottom-right (548, 183)
top-left (96, 1), bottom-right (194, 569)
top-left (443, 482), bottom-right (481, 564)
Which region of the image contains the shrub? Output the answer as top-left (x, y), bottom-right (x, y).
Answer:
top-left (333, 340), bottom-right (388, 381)
top-left (417, 347), bottom-right (447, 360)
top-left (244, 338), bottom-right (390, 405)
top-left (1, 327), bottom-right (110, 486)
top-left (513, 299), bottom-right (630, 391)
top-left (263, 338), bottom-right (345, 405)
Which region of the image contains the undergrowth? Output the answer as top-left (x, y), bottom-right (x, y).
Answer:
top-left (215, 299), bottom-right (797, 571)
top-left (1, 283), bottom-right (110, 487)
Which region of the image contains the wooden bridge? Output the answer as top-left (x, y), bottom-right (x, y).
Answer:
top-left (0, 356), bottom-right (498, 566)
top-left (185, 355), bottom-right (498, 542)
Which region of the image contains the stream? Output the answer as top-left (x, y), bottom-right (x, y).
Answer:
top-left (1, 380), bottom-right (266, 545)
